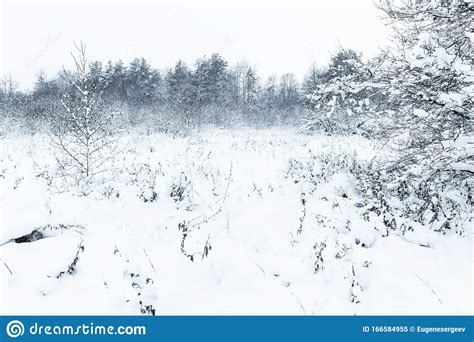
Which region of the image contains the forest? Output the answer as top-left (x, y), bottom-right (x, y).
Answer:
top-left (0, 0), bottom-right (472, 316)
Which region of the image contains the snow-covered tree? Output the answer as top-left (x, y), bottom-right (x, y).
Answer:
top-left (103, 60), bottom-right (128, 102)
top-left (244, 67), bottom-right (258, 110)
top-left (126, 57), bottom-right (162, 107)
top-left (376, 0), bottom-right (473, 177)
top-left (193, 54), bottom-right (229, 108)
top-left (304, 49), bottom-right (384, 134)
top-left (165, 60), bottom-right (195, 124)
top-left (0, 74), bottom-right (30, 133)
top-left (51, 42), bottom-right (121, 182)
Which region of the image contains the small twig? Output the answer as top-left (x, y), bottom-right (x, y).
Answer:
top-left (56, 239), bottom-right (84, 278)
top-left (416, 274), bottom-right (443, 304)
top-left (255, 264), bottom-right (266, 277)
top-left (296, 206), bottom-right (306, 236)
top-left (182, 234), bottom-right (212, 262)
top-left (222, 161), bottom-right (233, 204)
top-left (333, 198), bottom-right (343, 214)
top-left (191, 208), bottom-right (223, 228)
top-left (291, 293), bottom-right (307, 315)
top-left (143, 249), bottom-right (157, 274)
top-left (113, 245), bottom-right (122, 257)
top-left (2, 260), bottom-right (13, 275)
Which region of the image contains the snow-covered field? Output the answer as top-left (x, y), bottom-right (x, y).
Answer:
top-left (1, 128), bottom-right (472, 315)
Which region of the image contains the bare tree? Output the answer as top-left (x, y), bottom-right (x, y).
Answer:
top-left (0, 74), bottom-right (18, 95)
top-left (50, 42), bottom-right (121, 183)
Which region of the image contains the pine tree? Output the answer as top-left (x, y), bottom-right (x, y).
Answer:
top-left (304, 49), bottom-right (383, 134)
top-left (244, 67), bottom-right (258, 109)
top-left (126, 58), bottom-right (161, 107)
top-left (165, 60), bottom-right (195, 123)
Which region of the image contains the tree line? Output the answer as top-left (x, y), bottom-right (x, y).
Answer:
top-left (0, 51), bottom-right (314, 131)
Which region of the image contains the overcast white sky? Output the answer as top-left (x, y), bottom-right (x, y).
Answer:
top-left (1, 0), bottom-right (390, 90)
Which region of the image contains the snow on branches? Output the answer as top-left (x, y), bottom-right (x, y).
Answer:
top-left (50, 42), bottom-right (122, 185)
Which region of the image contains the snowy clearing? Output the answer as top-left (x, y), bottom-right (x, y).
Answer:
top-left (1, 128), bottom-right (472, 315)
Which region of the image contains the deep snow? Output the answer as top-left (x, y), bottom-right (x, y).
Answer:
top-left (0, 128), bottom-right (472, 315)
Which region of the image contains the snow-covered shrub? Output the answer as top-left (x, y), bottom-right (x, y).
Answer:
top-left (355, 161), bottom-right (470, 236)
top-left (101, 184), bottom-right (120, 200)
top-left (113, 246), bottom-right (158, 316)
top-left (288, 145), bottom-right (470, 237)
top-left (128, 163), bottom-right (160, 203)
top-left (348, 265), bottom-right (363, 304)
top-left (285, 148), bottom-right (359, 187)
top-left (170, 172), bottom-right (194, 210)
top-left (56, 240), bottom-right (85, 278)
top-left (313, 241), bottom-right (326, 273)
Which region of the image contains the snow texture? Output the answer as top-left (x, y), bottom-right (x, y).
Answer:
top-left (0, 128), bottom-right (472, 315)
